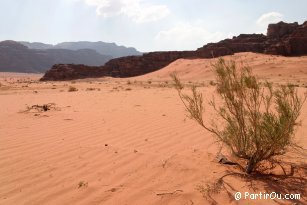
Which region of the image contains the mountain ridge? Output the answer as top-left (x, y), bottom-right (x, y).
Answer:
top-left (0, 40), bottom-right (111, 73)
top-left (40, 21), bottom-right (307, 81)
top-left (0, 40), bottom-right (142, 73)
top-left (20, 41), bottom-right (142, 58)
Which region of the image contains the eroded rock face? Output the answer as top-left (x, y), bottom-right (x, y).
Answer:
top-left (265, 21), bottom-right (307, 56)
top-left (41, 21), bottom-right (307, 81)
top-left (103, 51), bottom-right (195, 77)
top-left (286, 25), bottom-right (307, 55)
top-left (41, 51), bottom-right (196, 80)
top-left (267, 22), bottom-right (299, 38)
top-left (40, 64), bottom-right (107, 81)
top-left (196, 34), bottom-right (268, 57)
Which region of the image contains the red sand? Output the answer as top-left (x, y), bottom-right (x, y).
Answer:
top-left (0, 53), bottom-right (306, 205)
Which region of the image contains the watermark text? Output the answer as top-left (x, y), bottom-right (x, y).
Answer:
top-left (234, 192), bottom-right (300, 201)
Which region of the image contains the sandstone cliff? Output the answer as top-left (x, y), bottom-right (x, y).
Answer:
top-left (41, 21), bottom-right (307, 81)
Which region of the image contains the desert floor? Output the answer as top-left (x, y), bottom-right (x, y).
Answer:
top-left (0, 53), bottom-right (306, 205)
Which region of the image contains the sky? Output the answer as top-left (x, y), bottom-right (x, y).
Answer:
top-left (0, 0), bottom-right (306, 52)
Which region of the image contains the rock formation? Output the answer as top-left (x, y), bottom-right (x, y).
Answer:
top-left (196, 34), bottom-right (268, 57)
top-left (41, 64), bottom-right (107, 81)
top-left (41, 21), bottom-right (307, 81)
top-left (265, 21), bottom-right (307, 56)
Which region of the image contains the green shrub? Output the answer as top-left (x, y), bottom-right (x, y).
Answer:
top-left (172, 58), bottom-right (306, 174)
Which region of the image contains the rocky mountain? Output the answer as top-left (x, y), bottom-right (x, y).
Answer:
top-left (19, 41), bottom-right (53, 50)
top-left (54, 41), bottom-right (142, 58)
top-left (0, 41), bottom-right (111, 73)
top-left (20, 41), bottom-right (142, 58)
top-left (41, 21), bottom-right (307, 81)
top-left (196, 21), bottom-right (307, 57)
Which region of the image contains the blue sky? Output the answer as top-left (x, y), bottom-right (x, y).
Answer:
top-left (0, 0), bottom-right (306, 52)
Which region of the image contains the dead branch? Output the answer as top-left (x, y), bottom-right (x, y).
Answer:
top-left (156, 189), bottom-right (183, 196)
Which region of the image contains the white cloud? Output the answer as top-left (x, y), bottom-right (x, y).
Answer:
top-left (155, 23), bottom-right (224, 51)
top-left (256, 12), bottom-right (283, 26)
top-left (84, 0), bottom-right (170, 23)
top-left (122, 0), bottom-right (170, 23)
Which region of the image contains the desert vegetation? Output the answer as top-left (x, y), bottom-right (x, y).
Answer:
top-left (172, 58), bottom-right (306, 174)
top-left (1, 53), bottom-right (307, 205)
top-left (21, 103), bottom-right (59, 113)
top-left (68, 86), bottom-right (78, 92)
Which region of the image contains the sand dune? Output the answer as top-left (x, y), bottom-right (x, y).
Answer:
top-left (137, 52), bottom-right (307, 85)
top-left (0, 53), bottom-right (306, 205)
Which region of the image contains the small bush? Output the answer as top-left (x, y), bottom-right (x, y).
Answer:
top-left (86, 87), bottom-right (96, 91)
top-left (68, 86), bottom-right (78, 92)
top-left (209, 80), bottom-right (216, 86)
top-left (78, 181), bottom-right (88, 188)
top-left (172, 58), bottom-right (306, 174)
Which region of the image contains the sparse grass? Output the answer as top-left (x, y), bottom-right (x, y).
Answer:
top-left (125, 88), bottom-right (132, 91)
top-left (172, 58), bottom-right (306, 174)
top-left (86, 87), bottom-right (96, 91)
top-left (196, 180), bottom-right (223, 201)
top-left (78, 181), bottom-right (88, 188)
top-left (127, 80), bottom-right (132, 85)
top-left (209, 80), bottom-right (216, 86)
top-left (22, 103), bottom-right (58, 113)
top-left (158, 83), bottom-right (166, 88)
top-left (68, 86), bottom-right (78, 92)
top-left (147, 80), bottom-right (152, 84)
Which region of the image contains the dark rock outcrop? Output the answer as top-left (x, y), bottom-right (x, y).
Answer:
top-left (41, 21), bottom-right (307, 81)
top-left (40, 64), bottom-right (107, 81)
top-left (40, 51), bottom-right (195, 80)
top-left (103, 51), bottom-right (195, 77)
top-left (267, 22), bottom-right (299, 38)
top-left (265, 21), bottom-right (307, 56)
top-left (196, 34), bottom-right (268, 57)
